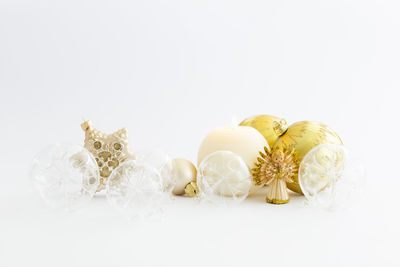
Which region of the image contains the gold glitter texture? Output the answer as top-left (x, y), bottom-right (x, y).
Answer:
top-left (81, 121), bottom-right (135, 192)
top-left (252, 146), bottom-right (298, 204)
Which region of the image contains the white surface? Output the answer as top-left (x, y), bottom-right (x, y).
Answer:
top-left (0, 0), bottom-right (399, 266)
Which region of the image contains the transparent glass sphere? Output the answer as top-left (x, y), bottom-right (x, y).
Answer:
top-left (299, 144), bottom-right (365, 210)
top-left (134, 149), bottom-right (174, 193)
top-left (106, 160), bottom-right (167, 219)
top-left (30, 144), bottom-right (100, 211)
top-left (197, 151), bottom-right (251, 204)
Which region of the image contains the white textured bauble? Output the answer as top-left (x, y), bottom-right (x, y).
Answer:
top-left (170, 159), bottom-right (197, 195)
top-left (299, 144), bottom-right (365, 210)
top-left (106, 160), bottom-right (166, 219)
top-left (198, 151), bottom-right (251, 203)
top-left (197, 126), bottom-right (269, 168)
top-left (30, 144), bottom-right (100, 211)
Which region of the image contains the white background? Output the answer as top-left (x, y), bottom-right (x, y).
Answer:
top-left (1, 0), bottom-right (399, 266)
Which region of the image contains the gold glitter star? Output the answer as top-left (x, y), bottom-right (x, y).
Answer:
top-left (81, 121), bottom-right (135, 192)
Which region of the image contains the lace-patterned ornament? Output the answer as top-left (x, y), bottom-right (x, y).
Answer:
top-left (81, 121), bottom-right (135, 192)
top-left (197, 151), bottom-right (251, 204)
top-left (298, 144), bottom-right (365, 210)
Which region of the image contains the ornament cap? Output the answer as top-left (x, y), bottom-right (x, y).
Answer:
top-left (81, 120), bottom-right (93, 132)
top-left (184, 182), bottom-right (199, 197)
top-left (273, 119), bottom-right (288, 136)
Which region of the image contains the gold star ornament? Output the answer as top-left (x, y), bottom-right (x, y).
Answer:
top-left (81, 121), bottom-right (135, 192)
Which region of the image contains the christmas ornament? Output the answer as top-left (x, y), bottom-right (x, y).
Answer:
top-left (106, 160), bottom-right (167, 219)
top-left (134, 149), bottom-right (174, 193)
top-left (169, 159), bottom-right (198, 197)
top-left (251, 120), bottom-right (342, 204)
top-left (270, 120), bottom-right (343, 194)
top-left (299, 144), bottom-right (365, 210)
top-left (197, 151), bottom-right (251, 204)
top-left (81, 121), bottom-right (135, 192)
top-left (252, 146), bottom-right (298, 204)
top-left (239, 114), bottom-right (282, 148)
top-left (30, 144), bottom-right (100, 211)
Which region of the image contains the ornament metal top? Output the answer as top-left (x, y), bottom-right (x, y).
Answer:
top-left (81, 121), bottom-right (135, 192)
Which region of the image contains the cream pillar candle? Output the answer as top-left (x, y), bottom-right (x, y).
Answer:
top-left (197, 126), bottom-right (270, 196)
top-left (197, 126), bottom-right (269, 168)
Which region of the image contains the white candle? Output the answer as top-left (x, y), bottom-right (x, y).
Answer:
top-left (197, 126), bottom-right (269, 168)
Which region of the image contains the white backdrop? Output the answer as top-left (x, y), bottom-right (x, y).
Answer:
top-left (0, 1), bottom-right (399, 266)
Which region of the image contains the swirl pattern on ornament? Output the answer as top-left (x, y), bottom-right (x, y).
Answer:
top-left (106, 160), bottom-right (167, 219)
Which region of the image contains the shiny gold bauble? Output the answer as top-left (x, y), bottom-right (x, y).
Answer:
top-left (272, 121), bottom-right (343, 194)
top-left (170, 159), bottom-right (197, 196)
top-left (239, 114), bottom-right (282, 149)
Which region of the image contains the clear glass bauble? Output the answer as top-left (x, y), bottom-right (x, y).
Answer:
top-left (106, 159), bottom-right (168, 219)
top-left (197, 150), bottom-right (251, 204)
top-left (134, 149), bottom-right (174, 193)
top-left (30, 144), bottom-right (100, 211)
top-left (298, 144), bottom-right (365, 210)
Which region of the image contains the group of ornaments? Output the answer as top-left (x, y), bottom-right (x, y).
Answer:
top-left (31, 115), bottom-right (348, 215)
top-left (195, 114), bottom-right (344, 204)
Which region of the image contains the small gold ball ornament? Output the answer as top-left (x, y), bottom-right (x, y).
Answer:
top-left (239, 114), bottom-right (283, 149)
top-left (271, 120), bottom-right (343, 194)
top-left (170, 159), bottom-right (198, 197)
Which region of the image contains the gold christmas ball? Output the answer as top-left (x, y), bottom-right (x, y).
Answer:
top-left (170, 159), bottom-right (197, 196)
top-left (239, 114), bottom-right (282, 149)
top-left (271, 120), bottom-right (343, 194)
